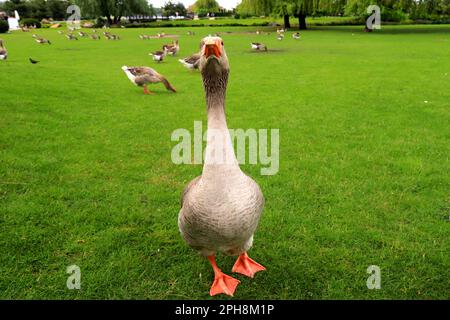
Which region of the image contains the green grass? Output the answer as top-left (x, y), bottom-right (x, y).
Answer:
top-left (0, 25), bottom-right (449, 300)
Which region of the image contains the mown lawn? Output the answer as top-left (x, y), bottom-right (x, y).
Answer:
top-left (0, 25), bottom-right (449, 299)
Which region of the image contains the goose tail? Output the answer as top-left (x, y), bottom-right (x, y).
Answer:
top-left (161, 77), bottom-right (176, 92)
top-left (178, 59), bottom-right (191, 69)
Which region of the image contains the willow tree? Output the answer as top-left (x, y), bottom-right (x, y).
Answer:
top-left (291, 0), bottom-right (344, 30)
top-left (236, 0), bottom-right (274, 16)
top-left (273, 0), bottom-right (292, 28)
top-left (192, 0), bottom-right (220, 13)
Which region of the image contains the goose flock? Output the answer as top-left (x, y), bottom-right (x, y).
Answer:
top-left (0, 29), bottom-right (302, 296)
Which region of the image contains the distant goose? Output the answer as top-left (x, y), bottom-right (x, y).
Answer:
top-left (163, 40), bottom-right (179, 56)
top-left (105, 33), bottom-right (120, 40)
top-left (292, 32), bottom-right (301, 39)
top-left (157, 32), bottom-right (165, 38)
top-left (90, 34), bottom-right (100, 40)
top-left (178, 53), bottom-right (201, 69)
top-left (121, 66), bottom-right (177, 95)
top-left (139, 34), bottom-right (150, 40)
top-left (277, 28), bottom-right (285, 34)
top-left (78, 31), bottom-right (88, 37)
top-left (187, 31), bottom-right (195, 36)
top-left (277, 34), bottom-right (284, 41)
top-left (0, 39), bottom-right (7, 60)
top-left (251, 42), bottom-right (267, 51)
top-left (149, 50), bottom-right (167, 63)
top-left (36, 38), bottom-right (51, 44)
top-left (66, 34), bottom-right (78, 40)
top-left (29, 58), bottom-right (39, 64)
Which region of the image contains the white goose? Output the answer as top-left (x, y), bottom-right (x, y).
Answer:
top-left (149, 49), bottom-right (167, 63)
top-left (0, 39), bottom-right (7, 60)
top-left (179, 36), bottom-right (266, 297)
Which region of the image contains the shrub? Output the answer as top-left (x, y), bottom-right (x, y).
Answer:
top-left (0, 19), bottom-right (9, 33)
top-left (21, 18), bottom-right (41, 28)
top-left (94, 17), bottom-right (106, 28)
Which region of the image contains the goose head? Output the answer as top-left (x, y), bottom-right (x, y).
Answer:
top-left (199, 36), bottom-right (229, 102)
top-left (199, 36), bottom-right (229, 83)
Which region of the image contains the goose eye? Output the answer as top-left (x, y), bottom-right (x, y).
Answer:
top-left (221, 41), bottom-right (224, 46)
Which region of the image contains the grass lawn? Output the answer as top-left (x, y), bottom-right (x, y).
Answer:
top-left (0, 24), bottom-right (449, 300)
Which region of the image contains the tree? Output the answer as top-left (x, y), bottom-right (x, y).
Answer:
top-left (291, 0), bottom-right (315, 30)
top-left (192, 0), bottom-right (220, 14)
top-left (75, 0), bottom-right (152, 25)
top-left (0, 0), bottom-right (32, 17)
top-left (273, 0), bottom-right (292, 28)
top-left (28, 0), bottom-right (50, 20)
top-left (47, 0), bottom-right (73, 20)
top-left (163, 1), bottom-right (187, 18)
top-left (236, 0), bottom-right (273, 17)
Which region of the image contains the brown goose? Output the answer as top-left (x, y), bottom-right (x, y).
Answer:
top-left (178, 53), bottom-right (200, 69)
top-left (121, 66), bottom-right (176, 94)
top-left (36, 37), bottom-right (51, 44)
top-left (251, 42), bottom-right (267, 51)
top-left (0, 39), bottom-right (7, 60)
top-left (66, 33), bottom-right (78, 40)
top-left (178, 36), bottom-right (265, 297)
top-left (163, 40), bottom-right (179, 56)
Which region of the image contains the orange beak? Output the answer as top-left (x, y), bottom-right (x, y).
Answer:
top-left (203, 40), bottom-right (221, 58)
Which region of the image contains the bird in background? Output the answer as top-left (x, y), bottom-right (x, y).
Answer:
top-left (121, 66), bottom-right (177, 95)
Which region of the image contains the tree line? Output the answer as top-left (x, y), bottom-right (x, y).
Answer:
top-left (0, 0), bottom-right (226, 22)
top-left (237, 0), bottom-right (450, 29)
top-left (1, 0), bottom-right (448, 28)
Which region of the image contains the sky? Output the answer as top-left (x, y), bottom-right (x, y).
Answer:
top-left (148, 0), bottom-right (241, 10)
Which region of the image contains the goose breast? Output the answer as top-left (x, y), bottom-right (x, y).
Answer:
top-left (179, 168), bottom-right (264, 256)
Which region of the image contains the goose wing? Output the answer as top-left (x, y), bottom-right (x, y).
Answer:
top-left (126, 67), bottom-right (159, 78)
top-left (181, 176), bottom-right (201, 208)
top-left (184, 53), bottom-right (200, 65)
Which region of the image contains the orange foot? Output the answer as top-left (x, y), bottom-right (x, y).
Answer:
top-left (208, 256), bottom-right (240, 297)
top-left (143, 87), bottom-right (154, 95)
top-left (232, 252), bottom-right (266, 278)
